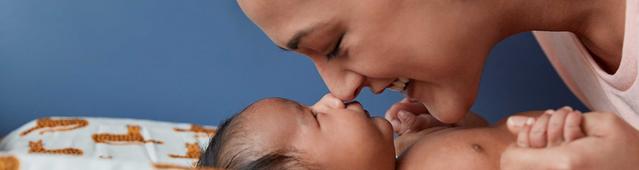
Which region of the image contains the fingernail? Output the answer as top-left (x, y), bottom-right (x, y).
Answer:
top-left (507, 116), bottom-right (527, 127)
top-left (561, 106), bottom-right (573, 111)
top-left (544, 109), bottom-right (555, 114)
top-left (525, 118), bottom-right (535, 125)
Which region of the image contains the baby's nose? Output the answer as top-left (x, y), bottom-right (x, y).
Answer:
top-left (311, 93), bottom-right (345, 111)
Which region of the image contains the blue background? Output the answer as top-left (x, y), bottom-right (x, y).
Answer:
top-left (0, 0), bottom-right (586, 135)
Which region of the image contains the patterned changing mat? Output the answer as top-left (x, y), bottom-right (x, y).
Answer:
top-left (0, 117), bottom-right (219, 170)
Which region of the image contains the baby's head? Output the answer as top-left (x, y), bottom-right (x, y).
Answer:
top-left (198, 94), bottom-right (395, 169)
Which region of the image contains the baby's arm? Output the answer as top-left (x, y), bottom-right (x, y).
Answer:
top-left (514, 106), bottom-right (586, 148)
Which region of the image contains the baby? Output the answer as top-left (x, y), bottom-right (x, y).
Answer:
top-left (197, 94), bottom-right (586, 169)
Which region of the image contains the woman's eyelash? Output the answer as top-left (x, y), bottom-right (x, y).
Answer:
top-left (326, 33), bottom-right (345, 60)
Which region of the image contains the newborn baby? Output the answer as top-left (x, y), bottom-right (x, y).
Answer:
top-left (197, 94), bottom-right (586, 169)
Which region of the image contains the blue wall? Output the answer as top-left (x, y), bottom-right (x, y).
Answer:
top-left (0, 0), bottom-right (585, 135)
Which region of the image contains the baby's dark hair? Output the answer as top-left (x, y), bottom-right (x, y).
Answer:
top-left (197, 98), bottom-right (315, 170)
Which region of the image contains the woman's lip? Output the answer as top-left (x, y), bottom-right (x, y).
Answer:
top-left (403, 79), bottom-right (416, 100)
top-left (353, 86), bottom-right (364, 100)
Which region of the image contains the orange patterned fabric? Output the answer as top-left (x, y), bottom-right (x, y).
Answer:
top-left (168, 143), bottom-right (201, 159)
top-left (2, 117), bottom-right (221, 169)
top-left (174, 124), bottom-right (217, 138)
top-left (152, 163), bottom-right (220, 170)
top-left (0, 156), bottom-right (19, 170)
top-left (28, 140), bottom-right (83, 156)
top-left (20, 118), bottom-right (88, 136)
top-left (92, 125), bottom-right (163, 144)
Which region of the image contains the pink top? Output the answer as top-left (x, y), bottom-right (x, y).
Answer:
top-left (533, 0), bottom-right (639, 128)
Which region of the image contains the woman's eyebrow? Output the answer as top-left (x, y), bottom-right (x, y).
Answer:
top-left (280, 27), bottom-right (314, 51)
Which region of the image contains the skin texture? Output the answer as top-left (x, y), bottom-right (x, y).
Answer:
top-left (238, 0), bottom-right (504, 123)
top-left (503, 110), bottom-right (639, 170)
top-left (236, 97), bottom-right (549, 170)
top-left (396, 108), bottom-right (591, 170)
top-left (237, 94), bottom-right (396, 169)
top-left (237, 0), bottom-right (626, 124)
top-left (231, 97), bottom-right (619, 169)
top-left (236, 0), bottom-right (631, 168)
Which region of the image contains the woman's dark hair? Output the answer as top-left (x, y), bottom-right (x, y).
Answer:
top-left (196, 99), bottom-right (315, 169)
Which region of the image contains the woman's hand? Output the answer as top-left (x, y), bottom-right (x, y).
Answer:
top-left (501, 111), bottom-right (639, 170)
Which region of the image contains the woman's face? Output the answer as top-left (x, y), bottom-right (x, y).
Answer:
top-left (237, 0), bottom-right (503, 123)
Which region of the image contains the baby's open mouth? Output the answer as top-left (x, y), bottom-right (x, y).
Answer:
top-left (344, 100), bottom-right (371, 117)
top-left (388, 77), bottom-right (411, 93)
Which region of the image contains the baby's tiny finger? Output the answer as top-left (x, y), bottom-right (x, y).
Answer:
top-left (529, 114), bottom-right (550, 148)
top-left (398, 110), bottom-right (416, 134)
top-left (517, 118), bottom-right (535, 147)
top-left (546, 108), bottom-right (569, 147)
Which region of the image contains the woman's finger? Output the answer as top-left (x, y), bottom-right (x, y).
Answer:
top-left (507, 115), bottom-right (530, 134)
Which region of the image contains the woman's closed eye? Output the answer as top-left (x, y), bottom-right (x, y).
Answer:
top-left (326, 33), bottom-right (345, 60)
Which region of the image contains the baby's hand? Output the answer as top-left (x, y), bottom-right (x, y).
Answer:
top-left (509, 106), bottom-right (586, 148)
top-left (385, 98), bottom-right (446, 135)
top-left (386, 98), bottom-right (489, 136)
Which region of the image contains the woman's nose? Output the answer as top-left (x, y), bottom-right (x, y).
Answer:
top-left (319, 70), bottom-right (366, 101)
top-left (310, 54), bottom-right (366, 101)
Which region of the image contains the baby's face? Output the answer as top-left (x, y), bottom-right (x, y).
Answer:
top-left (241, 95), bottom-right (395, 169)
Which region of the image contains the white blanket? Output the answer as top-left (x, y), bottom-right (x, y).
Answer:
top-left (0, 117), bottom-right (217, 170)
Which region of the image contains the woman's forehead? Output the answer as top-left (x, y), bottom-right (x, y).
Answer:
top-left (238, 0), bottom-right (336, 47)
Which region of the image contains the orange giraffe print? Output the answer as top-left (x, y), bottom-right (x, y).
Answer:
top-left (28, 140), bottom-right (83, 156)
top-left (20, 118), bottom-right (88, 136)
top-left (169, 143), bottom-right (201, 159)
top-left (0, 156), bottom-right (19, 170)
top-left (174, 124), bottom-right (216, 137)
top-left (152, 163), bottom-right (219, 170)
top-left (92, 125), bottom-right (163, 144)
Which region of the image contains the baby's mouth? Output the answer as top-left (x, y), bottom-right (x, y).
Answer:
top-left (387, 77), bottom-right (411, 93)
top-left (344, 100), bottom-right (371, 117)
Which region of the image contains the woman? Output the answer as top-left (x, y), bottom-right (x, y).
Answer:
top-left (236, 0), bottom-right (638, 168)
